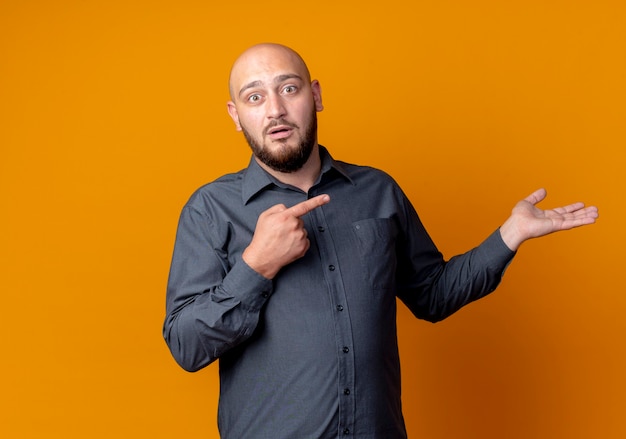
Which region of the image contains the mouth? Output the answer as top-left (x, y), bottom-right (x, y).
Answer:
top-left (266, 125), bottom-right (295, 140)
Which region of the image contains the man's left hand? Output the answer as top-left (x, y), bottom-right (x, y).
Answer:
top-left (499, 188), bottom-right (599, 251)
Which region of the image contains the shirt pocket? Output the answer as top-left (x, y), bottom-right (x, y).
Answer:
top-left (352, 218), bottom-right (398, 290)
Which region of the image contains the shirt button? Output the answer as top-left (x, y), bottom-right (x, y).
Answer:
top-left (343, 428), bottom-right (350, 435)
top-left (343, 388), bottom-right (350, 395)
top-left (336, 305), bottom-right (344, 312)
top-left (318, 226), bottom-right (325, 232)
top-left (342, 346), bottom-right (349, 353)
top-left (261, 291), bottom-right (269, 298)
top-left (328, 265), bottom-right (335, 271)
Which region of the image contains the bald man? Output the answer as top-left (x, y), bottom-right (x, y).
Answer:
top-left (164, 43), bottom-right (597, 439)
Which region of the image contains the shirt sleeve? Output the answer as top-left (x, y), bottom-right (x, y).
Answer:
top-left (163, 205), bottom-right (273, 372)
top-left (396, 195), bottom-right (516, 323)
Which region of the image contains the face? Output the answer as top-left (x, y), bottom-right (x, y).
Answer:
top-left (227, 45), bottom-right (323, 173)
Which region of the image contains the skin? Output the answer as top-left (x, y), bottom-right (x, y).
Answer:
top-left (227, 43), bottom-right (324, 192)
top-left (226, 43), bottom-right (599, 279)
top-left (499, 187), bottom-right (598, 251)
top-left (227, 44), bottom-right (328, 278)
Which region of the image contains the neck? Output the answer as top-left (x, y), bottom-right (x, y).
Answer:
top-left (256, 144), bottom-right (321, 193)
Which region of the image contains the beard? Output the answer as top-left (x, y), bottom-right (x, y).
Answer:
top-left (241, 111), bottom-right (317, 173)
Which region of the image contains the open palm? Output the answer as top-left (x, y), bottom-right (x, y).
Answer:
top-left (500, 188), bottom-right (598, 251)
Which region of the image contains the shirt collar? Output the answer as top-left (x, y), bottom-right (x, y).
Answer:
top-left (241, 145), bottom-right (354, 204)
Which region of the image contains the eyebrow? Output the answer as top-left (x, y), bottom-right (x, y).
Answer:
top-left (238, 74), bottom-right (303, 99)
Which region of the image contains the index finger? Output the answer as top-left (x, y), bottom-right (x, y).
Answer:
top-left (286, 194), bottom-right (331, 218)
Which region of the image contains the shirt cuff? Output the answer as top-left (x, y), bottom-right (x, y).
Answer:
top-left (221, 256), bottom-right (274, 311)
top-left (475, 228), bottom-right (517, 275)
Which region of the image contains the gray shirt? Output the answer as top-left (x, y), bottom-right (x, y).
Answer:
top-left (164, 146), bottom-right (515, 438)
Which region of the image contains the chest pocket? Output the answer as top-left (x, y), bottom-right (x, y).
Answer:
top-left (352, 218), bottom-right (398, 290)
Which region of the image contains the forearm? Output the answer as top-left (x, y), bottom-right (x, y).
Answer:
top-left (164, 258), bottom-right (273, 372)
top-left (433, 229), bottom-right (514, 319)
top-left (163, 204), bottom-right (274, 372)
top-left (400, 229), bottom-right (515, 322)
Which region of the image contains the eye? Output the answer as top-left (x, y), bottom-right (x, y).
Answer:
top-left (283, 85), bottom-right (297, 94)
top-left (247, 94), bottom-right (262, 103)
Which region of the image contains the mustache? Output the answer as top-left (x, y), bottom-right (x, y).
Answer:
top-left (264, 119), bottom-right (298, 135)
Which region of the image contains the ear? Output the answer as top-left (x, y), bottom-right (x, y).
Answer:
top-left (226, 101), bottom-right (242, 131)
top-left (311, 80), bottom-right (324, 112)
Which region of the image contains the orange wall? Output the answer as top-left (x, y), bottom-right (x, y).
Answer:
top-left (1, 1), bottom-right (624, 438)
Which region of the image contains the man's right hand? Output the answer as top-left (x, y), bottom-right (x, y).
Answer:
top-left (242, 194), bottom-right (331, 279)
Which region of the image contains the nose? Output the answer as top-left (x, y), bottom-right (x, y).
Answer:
top-left (266, 93), bottom-right (286, 119)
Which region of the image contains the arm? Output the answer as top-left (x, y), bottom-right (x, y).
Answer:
top-left (398, 188), bottom-right (598, 323)
top-left (163, 195), bottom-right (330, 372)
top-left (398, 227), bottom-right (516, 323)
top-left (163, 205), bottom-right (273, 372)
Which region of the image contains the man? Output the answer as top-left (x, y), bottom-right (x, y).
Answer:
top-left (163, 43), bottom-right (598, 438)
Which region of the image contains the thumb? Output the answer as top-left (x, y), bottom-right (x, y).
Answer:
top-left (524, 188), bottom-right (547, 205)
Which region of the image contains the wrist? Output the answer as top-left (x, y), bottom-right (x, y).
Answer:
top-left (242, 247), bottom-right (279, 280)
top-left (499, 217), bottom-right (524, 252)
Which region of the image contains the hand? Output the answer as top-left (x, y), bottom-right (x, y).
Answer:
top-left (243, 194), bottom-right (331, 279)
top-left (499, 188), bottom-right (599, 251)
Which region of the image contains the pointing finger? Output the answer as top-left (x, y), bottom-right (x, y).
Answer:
top-left (285, 194), bottom-right (330, 218)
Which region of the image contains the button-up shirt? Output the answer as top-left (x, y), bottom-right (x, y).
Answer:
top-left (164, 146), bottom-right (515, 438)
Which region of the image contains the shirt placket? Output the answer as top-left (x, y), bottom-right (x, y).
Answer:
top-left (307, 200), bottom-right (356, 437)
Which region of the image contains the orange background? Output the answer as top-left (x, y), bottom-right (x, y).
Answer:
top-left (1, 1), bottom-right (624, 438)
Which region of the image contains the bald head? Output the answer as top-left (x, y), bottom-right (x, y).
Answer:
top-left (228, 43), bottom-right (312, 101)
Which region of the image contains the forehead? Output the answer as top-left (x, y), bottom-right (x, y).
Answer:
top-left (229, 45), bottom-right (310, 97)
